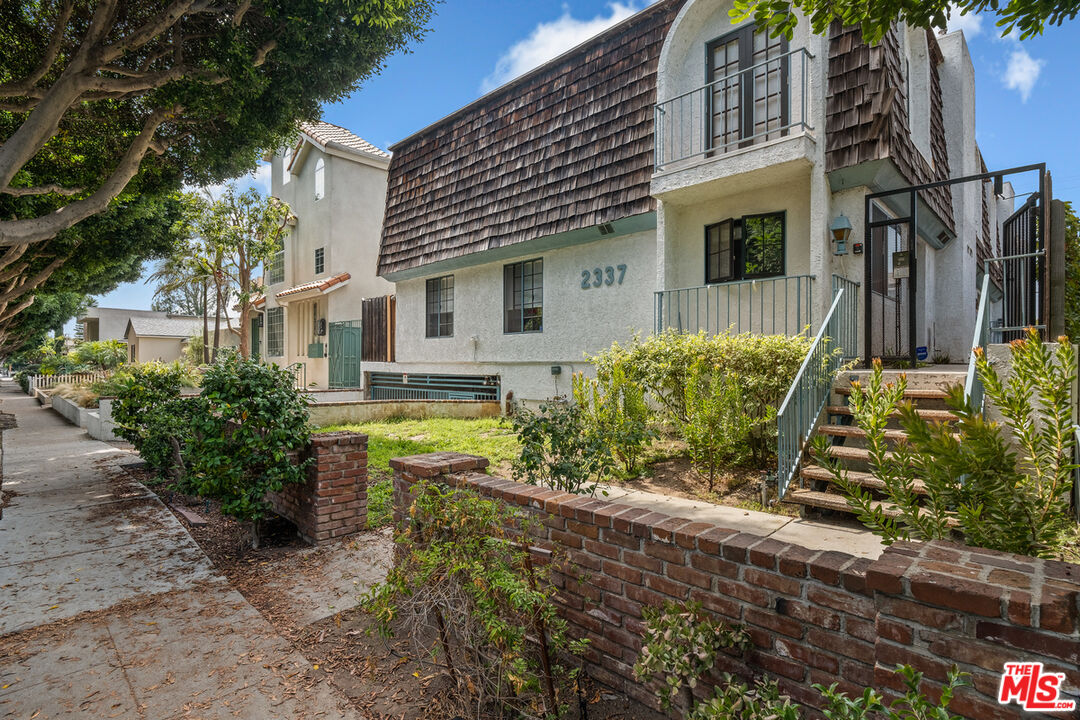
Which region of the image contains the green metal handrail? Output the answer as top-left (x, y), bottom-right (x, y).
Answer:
top-left (964, 274), bottom-right (992, 412)
top-left (775, 280), bottom-right (857, 500)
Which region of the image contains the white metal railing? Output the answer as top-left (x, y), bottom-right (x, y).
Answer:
top-left (775, 278), bottom-right (859, 500)
top-left (654, 275), bottom-right (814, 337)
top-left (29, 371), bottom-right (112, 390)
top-left (654, 47), bottom-right (813, 170)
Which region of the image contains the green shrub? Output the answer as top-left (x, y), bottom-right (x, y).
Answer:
top-left (70, 340), bottom-right (127, 370)
top-left (690, 675), bottom-right (800, 720)
top-left (15, 371), bottom-right (29, 394)
top-left (633, 600), bottom-right (749, 713)
top-left (682, 363), bottom-right (759, 492)
top-left (816, 664), bottom-right (969, 720)
top-left (188, 351), bottom-right (311, 540)
top-left (92, 362), bottom-right (199, 398)
top-left (364, 480), bottom-right (586, 718)
top-left (111, 362), bottom-right (193, 473)
top-left (815, 330), bottom-right (1078, 558)
top-left (590, 330), bottom-right (811, 466)
top-left (512, 399), bottom-right (610, 495)
top-left (572, 361), bottom-right (652, 475)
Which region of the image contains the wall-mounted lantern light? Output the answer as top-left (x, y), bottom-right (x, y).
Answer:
top-left (831, 214), bottom-right (852, 256)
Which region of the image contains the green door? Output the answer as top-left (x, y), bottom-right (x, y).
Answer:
top-left (250, 316), bottom-right (261, 360)
top-left (329, 320), bottom-right (362, 388)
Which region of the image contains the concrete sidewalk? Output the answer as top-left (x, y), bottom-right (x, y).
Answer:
top-left (0, 382), bottom-right (360, 719)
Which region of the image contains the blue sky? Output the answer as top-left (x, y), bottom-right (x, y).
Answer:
top-left (78, 0), bottom-right (1080, 329)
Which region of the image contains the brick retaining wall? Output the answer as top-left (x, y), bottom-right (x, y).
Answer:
top-left (390, 452), bottom-right (1080, 719)
top-left (268, 431), bottom-right (368, 545)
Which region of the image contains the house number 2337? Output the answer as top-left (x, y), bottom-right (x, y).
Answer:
top-left (581, 264), bottom-right (627, 289)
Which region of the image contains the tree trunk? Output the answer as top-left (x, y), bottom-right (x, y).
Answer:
top-left (212, 283), bottom-right (222, 363)
top-left (201, 280), bottom-right (210, 364)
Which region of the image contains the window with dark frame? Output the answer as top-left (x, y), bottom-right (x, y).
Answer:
top-left (315, 247), bottom-right (325, 275)
top-left (425, 275), bottom-right (454, 338)
top-left (705, 211), bottom-right (785, 284)
top-left (266, 306), bottom-right (284, 357)
top-left (503, 259), bottom-right (543, 333)
top-left (706, 25), bottom-right (789, 151)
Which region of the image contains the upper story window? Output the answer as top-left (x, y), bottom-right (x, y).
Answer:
top-left (315, 247), bottom-right (325, 275)
top-left (504, 258), bottom-right (543, 333)
top-left (266, 306), bottom-right (284, 357)
top-left (706, 26), bottom-right (788, 152)
top-left (314, 158), bottom-right (325, 200)
top-left (425, 275), bottom-right (454, 338)
top-left (705, 211), bottom-right (785, 283)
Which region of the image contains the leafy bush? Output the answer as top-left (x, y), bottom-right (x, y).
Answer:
top-left (364, 480), bottom-right (586, 719)
top-left (572, 361), bottom-right (652, 475)
top-left (188, 351), bottom-right (311, 538)
top-left (816, 331), bottom-right (1078, 557)
top-left (633, 600), bottom-right (749, 713)
top-left (15, 371), bottom-right (29, 394)
top-left (111, 362), bottom-right (193, 473)
top-left (91, 362), bottom-right (199, 398)
top-left (816, 664), bottom-right (969, 720)
top-left (690, 675), bottom-right (800, 720)
top-left (70, 339), bottom-right (127, 370)
top-left (590, 330), bottom-right (811, 466)
top-left (512, 398), bottom-right (610, 495)
top-left (682, 363), bottom-right (759, 492)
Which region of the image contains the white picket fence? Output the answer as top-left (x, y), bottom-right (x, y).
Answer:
top-left (28, 371), bottom-right (111, 390)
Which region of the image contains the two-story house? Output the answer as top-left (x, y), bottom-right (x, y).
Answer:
top-left (257, 121), bottom-right (394, 389)
top-left (371, 0), bottom-right (1050, 404)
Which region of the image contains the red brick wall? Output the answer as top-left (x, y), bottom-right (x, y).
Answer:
top-left (390, 453), bottom-right (1080, 719)
top-left (269, 431), bottom-right (368, 545)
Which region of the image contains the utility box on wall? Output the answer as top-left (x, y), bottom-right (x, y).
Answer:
top-left (307, 342), bottom-right (325, 358)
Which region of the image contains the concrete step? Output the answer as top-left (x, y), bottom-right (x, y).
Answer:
top-left (833, 386), bottom-right (951, 400)
top-left (826, 406), bottom-right (958, 423)
top-left (783, 489), bottom-right (905, 517)
top-left (800, 464), bottom-right (927, 494)
top-left (820, 444), bottom-right (895, 463)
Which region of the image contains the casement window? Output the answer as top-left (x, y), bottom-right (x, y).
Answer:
top-left (706, 25), bottom-right (788, 151)
top-left (425, 275), bottom-right (454, 338)
top-left (705, 211), bottom-right (785, 283)
top-left (266, 306), bottom-right (284, 357)
top-left (315, 247), bottom-right (325, 275)
top-left (314, 158), bottom-right (325, 200)
top-left (503, 259), bottom-right (543, 333)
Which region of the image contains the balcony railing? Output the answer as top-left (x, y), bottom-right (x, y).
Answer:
top-left (654, 274), bottom-right (814, 337)
top-left (266, 250), bottom-right (285, 285)
top-left (654, 47), bottom-right (813, 170)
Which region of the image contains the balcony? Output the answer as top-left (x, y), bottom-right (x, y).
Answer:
top-left (654, 47), bottom-right (813, 173)
top-left (654, 274), bottom-right (815, 337)
top-left (266, 250), bottom-right (285, 285)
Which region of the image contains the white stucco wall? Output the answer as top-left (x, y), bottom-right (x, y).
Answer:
top-left (264, 137), bottom-right (392, 388)
top-left (378, 230), bottom-right (658, 403)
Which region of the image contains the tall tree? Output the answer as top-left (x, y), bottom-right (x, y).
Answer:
top-left (193, 185), bottom-right (290, 359)
top-left (730, 0), bottom-right (1078, 42)
top-left (0, 0), bottom-right (432, 331)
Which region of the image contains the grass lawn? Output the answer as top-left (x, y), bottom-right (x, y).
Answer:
top-left (315, 417), bottom-right (520, 528)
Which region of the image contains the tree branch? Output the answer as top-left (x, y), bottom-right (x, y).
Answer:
top-left (0, 0), bottom-right (76, 98)
top-left (2, 184), bottom-right (83, 198)
top-left (0, 252), bottom-right (70, 304)
top-left (0, 107), bottom-right (179, 246)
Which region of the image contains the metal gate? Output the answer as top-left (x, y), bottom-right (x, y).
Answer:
top-left (867, 207), bottom-right (914, 363)
top-left (997, 195), bottom-right (1043, 341)
top-left (329, 320), bottom-right (362, 389)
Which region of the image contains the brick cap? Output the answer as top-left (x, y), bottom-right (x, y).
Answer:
top-left (390, 452), bottom-right (490, 477)
top-left (309, 430), bottom-right (368, 446)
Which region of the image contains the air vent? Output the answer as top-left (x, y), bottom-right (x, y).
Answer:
top-left (598, 222), bottom-right (615, 235)
top-left (937, 231), bottom-right (951, 245)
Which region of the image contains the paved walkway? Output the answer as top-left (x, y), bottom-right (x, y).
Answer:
top-left (0, 382), bottom-right (361, 719)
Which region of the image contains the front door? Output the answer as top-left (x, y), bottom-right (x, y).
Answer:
top-left (866, 205), bottom-right (915, 365)
top-left (250, 316), bottom-right (261, 360)
top-left (329, 320), bottom-right (362, 389)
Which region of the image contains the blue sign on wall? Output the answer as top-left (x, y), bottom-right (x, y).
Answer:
top-left (916, 346), bottom-right (928, 361)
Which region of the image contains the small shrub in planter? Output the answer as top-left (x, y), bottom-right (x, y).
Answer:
top-left (188, 351), bottom-right (311, 545)
top-left (572, 361), bottom-right (652, 476)
top-left (511, 398), bottom-right (610, 495)
top-left (681, 362), bottom-right (760, 493)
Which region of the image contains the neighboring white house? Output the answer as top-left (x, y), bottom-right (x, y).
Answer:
top-left (257, 121), bottom-right (394, 389)
top-left (369, 0), bottom-right (1051, 404)
top-left (124, 315), bottom-right (238, 364)
top-left (78, 307), bottom-right (169, 343)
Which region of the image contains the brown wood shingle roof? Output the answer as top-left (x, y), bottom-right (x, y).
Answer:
top-left (378, 0), bottom-right (684, 277)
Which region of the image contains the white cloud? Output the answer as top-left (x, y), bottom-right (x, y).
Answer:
top-left (248, 161), bottom-right (272, 193)
top-left (1002, 44), bottom-right (1044, 102)
top-left (482, 2), bottom-right (644, 92)
top-left (945, 9), bottom-right (983, 37)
